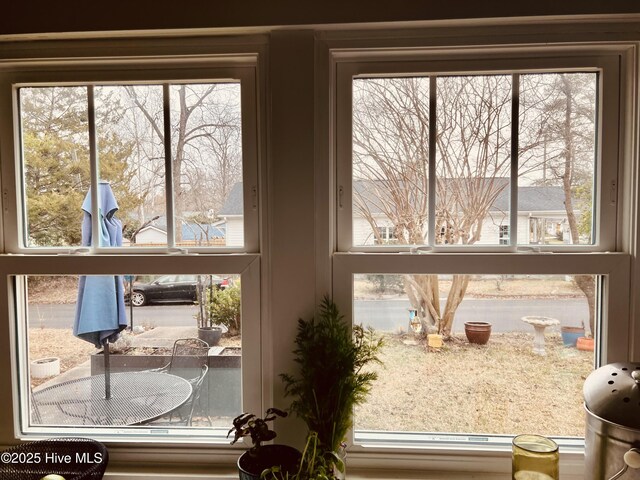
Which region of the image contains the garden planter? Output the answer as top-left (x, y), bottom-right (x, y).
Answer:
top-left (464, 322), bottom-right (492, 345)
top-left (577, 336), bottom-right (595, 352)
top-left (30, 357), bottom-right (60, 378)
top-left (237, 444), bottom-right (301, 480)
top-left (198, 326), bottom-right (222, 346)
top-left (561, 326), bottom-right (585, 347)
top-left (427, 333), bottom-right (443, 348)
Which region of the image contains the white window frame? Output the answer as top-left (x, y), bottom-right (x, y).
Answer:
top-left (0, 49), bottom-right (267, 447)
top-left (329, 43), bottom-right (635, 475)
top-left (0, 59), bottom-right (260, 254)
top-left (336, 51), bottom-right (620, 254)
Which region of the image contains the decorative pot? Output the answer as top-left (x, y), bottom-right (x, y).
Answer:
top-left (30, 357), bottom-right (60, 378)
top-left (464, 322), bottom-right (492, 345)
top-left (577, 336), bottom-right (595, 352)
top-left (427, 333), bottom-right (443, 349)
top-left (237, 444), bottom-right (301, 480)
top-left (561, 326), bottom-right (585, 347)
top-left (197, 326), bottom-right (222, 346)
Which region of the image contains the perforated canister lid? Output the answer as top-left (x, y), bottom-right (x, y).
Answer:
top-left (583, 362), bottom-right (640, 430)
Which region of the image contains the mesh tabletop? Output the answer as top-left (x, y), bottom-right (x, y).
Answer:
top-left (32, 372), bottom-right (192, 426)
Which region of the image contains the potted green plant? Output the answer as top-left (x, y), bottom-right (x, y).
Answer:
top-left (228, 408), bottom-right (301, 480)
top-left (262, 431), bottom-right (341, 480)
top-left (196, 278), bottom-right (241, 345)
top-left (280, 296), bottom-right (384, 478)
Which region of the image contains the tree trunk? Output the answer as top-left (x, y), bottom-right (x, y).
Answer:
top-left (440, 274), bottom-right (470, 336)
top-left (560, 75), bottom-right (596, 336)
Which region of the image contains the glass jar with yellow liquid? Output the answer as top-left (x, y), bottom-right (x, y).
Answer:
top-left (512, 434), bottom-right (559, 480)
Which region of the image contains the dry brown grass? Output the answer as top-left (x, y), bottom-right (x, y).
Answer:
top-left (355, 332), bottom-right (592, 437)
top-left (28, 327), bottom-right (97, 387)
top-left (28, 276), bottom-right (79, 304)
top-left (355, 277), bottom-right (584, 300)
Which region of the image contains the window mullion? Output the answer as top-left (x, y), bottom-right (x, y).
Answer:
top-left (87, 85), bottom-right (100, 251)
top-left (163, 84), bottom-right (176, 248)
top-left (510, 73), bottom-right (519, 248)
top-left (428, 76), bottom-right (437, 246)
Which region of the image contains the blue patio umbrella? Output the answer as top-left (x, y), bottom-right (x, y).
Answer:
top-left (73, 181), bottom-right (127, 399)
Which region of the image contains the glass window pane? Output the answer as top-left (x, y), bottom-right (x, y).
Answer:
top-left (25, 274), bottom-right (241, 430)
top-left (354, 273), bottom-right (596, 437)
top-left (519, 73), bottom-right (597, 246)
top-left (169, 83), bottom-right (243, 248)
top-left (19, 87), bottom-right (89, 247)
top-left (96, 85), bottom-right (167, 248)
top-left (352, 77), bottom-right (430, 246)
top-left (436, 75), bottom-right (512, 245)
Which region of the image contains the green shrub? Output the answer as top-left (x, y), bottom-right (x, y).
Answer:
top-left (207, 282), bottom-right (241, 335)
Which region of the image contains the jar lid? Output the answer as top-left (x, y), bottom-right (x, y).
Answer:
top-left (583, 362), bottom-right (640, 429)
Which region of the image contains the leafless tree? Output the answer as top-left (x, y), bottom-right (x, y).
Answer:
top-left (520, 73), bottom-right (597, 335)
top-left (123, 83), bottom-right (242, 242)
top-left (353, 73), bottom-right (597, 337)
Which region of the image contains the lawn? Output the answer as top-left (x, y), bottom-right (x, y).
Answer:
top-left (355, 332), bottom-right (592, 437)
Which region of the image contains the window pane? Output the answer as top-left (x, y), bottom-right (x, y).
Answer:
top-left (519, 73), bottom-right (597, 246)
top-left (436, 75), bottom-right (512, 245)
top-left (96, 85), bottom-right (168, 248)
top-left (169, 83), bottom-right (243, 247)
top-left (354, 274), bottom-right (596, 438)
top-left (25, 274), bottom-right (241, 431)
top-left (19, 87), bottom-right (89, 247)
top-left (352, 77), bottom-right (430, 246)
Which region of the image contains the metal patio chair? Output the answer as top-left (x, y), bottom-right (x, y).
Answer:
top-left (0, 437), bottom-right (108, 480)
top-left (148, 337), bottom-right (210, 426)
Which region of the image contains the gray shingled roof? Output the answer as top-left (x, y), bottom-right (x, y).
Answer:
top-left (354, 179), bottom-right (566, 214)
top-left (218, 182), bottom-right (243, 216)
top-left (221, 180), bottom-right (567, 217)
top-left (491, 185), bottom-right (566, 212)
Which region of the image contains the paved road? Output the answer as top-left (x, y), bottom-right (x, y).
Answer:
top-left (29, 298), bottom-right (587, 333)
top-left (353, 298), bottom-right (588, 333)
top-left (27, 303), bottom-right (199, 329)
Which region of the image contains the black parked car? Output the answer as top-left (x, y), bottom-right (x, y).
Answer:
top-left (125, 274), bottom-right (229, 307)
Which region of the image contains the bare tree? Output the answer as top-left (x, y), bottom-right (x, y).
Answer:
top-left (520, 73), bottom-right (597, 335)
top-left (353, 75), bottom-right (511, 335)
top-left (353, 73), bottom-right (597, 337)
top-left (123, 83), bottom-right (242, 242)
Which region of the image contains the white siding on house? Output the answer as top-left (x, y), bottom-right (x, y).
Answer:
top-left (136, 228), bottom-right (167, 245)
top-left (224, 217), bottom-right (244, 247)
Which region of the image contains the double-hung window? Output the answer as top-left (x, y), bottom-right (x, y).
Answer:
top-left (0, 53), bottom-right (263, 442)
top-left (332, 45), bottom-right (632, 471)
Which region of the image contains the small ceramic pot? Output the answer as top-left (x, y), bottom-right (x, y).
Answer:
top-left (464, 322), bottom-right (492, 345)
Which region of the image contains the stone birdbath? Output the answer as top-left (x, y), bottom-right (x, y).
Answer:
top-left (521, 316), bottom-right (560, 356)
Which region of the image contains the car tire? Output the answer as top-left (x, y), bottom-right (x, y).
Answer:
top-left (131, 291), bottom-right (147, 307)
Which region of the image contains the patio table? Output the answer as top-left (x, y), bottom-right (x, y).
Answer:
top-left (32, 371), bottom-right (192, 426)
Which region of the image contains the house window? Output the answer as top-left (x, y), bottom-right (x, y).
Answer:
top-left (1, 57), bottom-right (263, 441)
top-left (334, 47), bottom-right (630, 457)
top-left (374, 226), bottom-right (397, 244)
top-left (499, 225), bottom-right (509, 245)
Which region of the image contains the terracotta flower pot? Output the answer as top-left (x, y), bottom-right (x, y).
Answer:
top-left (464, 322), bottom-right (492, 345)
top-left (576, 336), bottom-right (595, 352)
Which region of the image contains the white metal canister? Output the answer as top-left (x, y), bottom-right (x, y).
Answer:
top-left (583, 363), bottom-right (640, 480)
